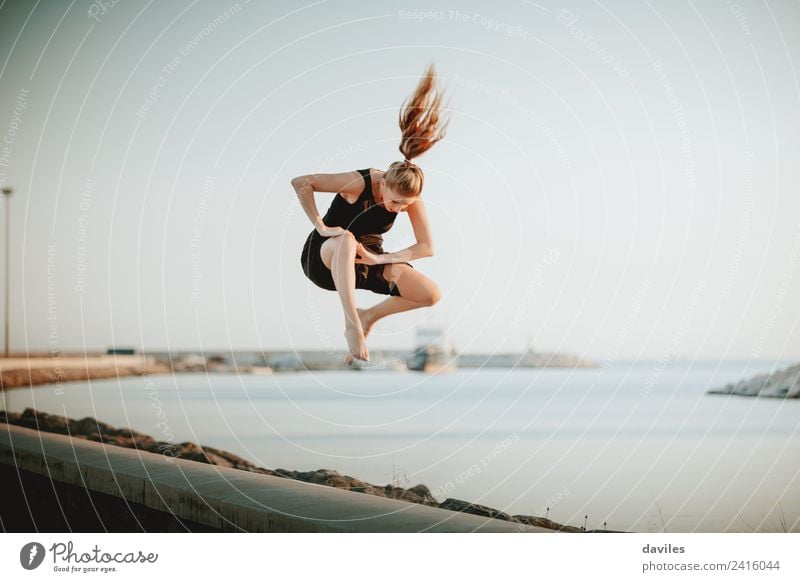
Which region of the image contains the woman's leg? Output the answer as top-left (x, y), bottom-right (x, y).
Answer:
top-left (319, 232), bottom-right (369, 361)
top-left (358, 264), bottom-right (441, 337)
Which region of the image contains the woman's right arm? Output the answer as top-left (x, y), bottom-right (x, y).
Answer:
top-left (290, 171), bottom-right (363, 236)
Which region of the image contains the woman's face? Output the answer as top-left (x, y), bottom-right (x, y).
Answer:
top-left (381, 180), bottom-right (418, 213)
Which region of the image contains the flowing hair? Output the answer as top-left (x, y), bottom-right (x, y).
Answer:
top-left (384, 63), bottom-right (450, 197)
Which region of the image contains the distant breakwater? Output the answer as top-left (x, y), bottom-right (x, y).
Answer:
top-left (0, 356), bottom-right (171, 390)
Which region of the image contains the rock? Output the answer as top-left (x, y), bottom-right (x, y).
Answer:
top-left (177, 441), bottom-right (203, 453)
top-left (73, 417), bottom-right (112, 435)
top-left (172, 444), bottom-right (210, 464)
top-left (251, 467), bottom-right (284, 478)
top-left (0, 410), bottom-right (20, 424)
top-left (294, 469), bottom-right (350, 488)
top-left (439, 498), bottom-right (517, 522)
top-left (513, 514), bottom-right (584, 532)
top-left (203, 452), bottom-right (235, 468)
top-left (201, 445), bottom-right (258, 470)
top-left (396, 484), bottom-right (438, 506)
top-left (19, 408), bottom-right (70, 433)
top-left (708, 363), bottom-right (800, 398)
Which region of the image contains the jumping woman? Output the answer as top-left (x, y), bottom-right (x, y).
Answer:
top-left (293, 64), bottom-right (450, 364)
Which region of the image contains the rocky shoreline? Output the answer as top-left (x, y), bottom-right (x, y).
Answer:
top-left (0, 408), bottom-right (589, 532)
top-left (708, 363), bottom-right (800, 398)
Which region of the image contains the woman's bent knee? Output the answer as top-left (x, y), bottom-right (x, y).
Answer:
top-left (320, 232), bottom-right (355, 268)
top-left (415, 281), bottom-right (441, 306)
top-left (334, 233), bottom-right (357, 259)
top-left (426, 283), bottom-right (442, 306)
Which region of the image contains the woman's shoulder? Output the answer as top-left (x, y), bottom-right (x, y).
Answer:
top-left (365, 167), bottom-right (384, 181)
top-left (338, 168), bottom-right (382, 204)
top-left (365, 168), bottom-right (386, 192)
top-left (355, 168), bottom-right (380, 200)
top-left (333, 170), bottom-right (367, 204)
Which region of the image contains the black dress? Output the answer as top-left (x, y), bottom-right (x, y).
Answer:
top-left (300, 168), bottom-right (414, 297)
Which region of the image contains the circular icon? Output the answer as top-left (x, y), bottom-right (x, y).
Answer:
top-left (19, 542), bottom-right (46, 570)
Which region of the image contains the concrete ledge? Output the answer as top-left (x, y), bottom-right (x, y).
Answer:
top-left (0, 423), bottom-right (551, 533)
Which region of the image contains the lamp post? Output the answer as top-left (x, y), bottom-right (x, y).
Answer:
top-left (2, 186), bottom-right (12, 358)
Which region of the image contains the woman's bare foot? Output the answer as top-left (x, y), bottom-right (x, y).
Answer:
top-left (356, 307), bottom-right (375, 338)
top-left (344, 324), bottom-right (369, 362)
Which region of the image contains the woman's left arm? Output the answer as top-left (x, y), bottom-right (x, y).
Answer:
top-left (355, 199), bottom-right (434, 265)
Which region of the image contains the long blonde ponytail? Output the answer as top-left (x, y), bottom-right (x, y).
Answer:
top-left (385, 64), bottom-right (450, 197)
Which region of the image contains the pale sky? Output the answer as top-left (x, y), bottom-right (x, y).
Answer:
top-left (0, 0), bottom-right (798, 359)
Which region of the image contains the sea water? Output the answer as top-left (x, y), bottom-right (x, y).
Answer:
top-left (3, 359), bottom-right (797, 532)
